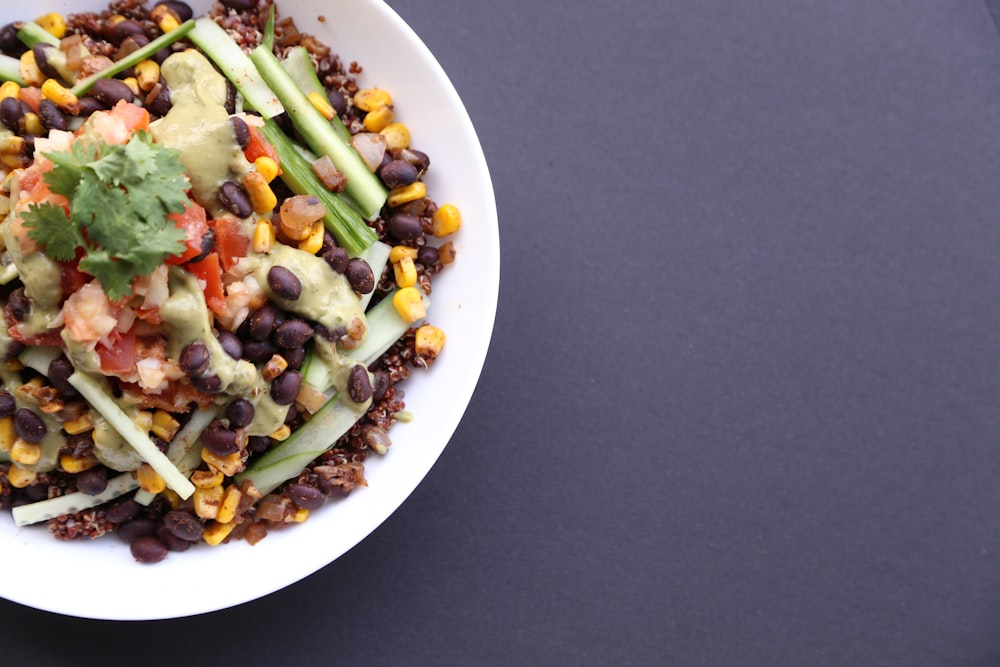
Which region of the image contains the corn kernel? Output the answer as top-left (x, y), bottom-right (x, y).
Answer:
top-left (10, 439), bottom-right (41, 466)
top-left (269, 424), bottom-right (291, 441)
top-left (389, 245), bottom-right (419, 263)
top-left (122, 77), bottom-right (140, 96)
top-left (216, 485), bottom-right (242, 524)
top-left (36, 13), bottom-right (67, 39)
top-left (191, 469), bottom-right (225, 488)
top-left (393, 255), bottom-right (417, 288)
top-left (262, 354), bottom-right (288, 381)
top-left (23, 112), bottom-right (43, 137)
top-left (244, 171), bottom-right (277, 214)
top-left (415, 324), bottom-right (447, 358)
top-left (41, 78), bottom-right (78, 111)
top-left (353, 87), bottom-right (392, 112)
top-left (297, 221), bottom-right (325, 255)
top-left (59, 452), bottom-right (99, 474)
top-left (387, 182), bottom-right (426, 208)
top-left (0, 81), bottom-right (20, 101)
top-left (380, 122), bottom-right (411, 151)
top-left (202, 519), bottom-right (236, 546)
top-left (150, 410), bottom-right (180, 441)
top-left (136, 462), bottom-right (167, 494)
top-left (193, 485), bottom-right (224, 520)
top-left (307, 91), bottom-right (335, 120)
top-left (161, 488), bottom-right (182, 510)
top-left (62, 413), bottom-right (93, 435)
top-left (109, 14), bottom-right (126, 25)
top-left (254, 156), bottom-right (279, 183)
top-left (134, 60), bottom-right (160, 93)
top-left (157, 13), bottom-right (181, 33)
top-left (7, 465), bottom-right (36, 488)
top-left (133, 410), bottom-right (153, 434)
top-left (431, 203), bottom-right (462, 237)
top-left (253, 218), bottom-right (275, 254)
top-left (19, 52), bottom-right (44, 87)
top-left (0, 416), bottom-right (16, 453)
top-left (392, 286), bottom-right (426, 323)
top-left (363, 105), bottom-right (395, 133)
top-left (292, 507), bottom-right (310, 523)
top-left (201, 447), bottom-right (244, 477)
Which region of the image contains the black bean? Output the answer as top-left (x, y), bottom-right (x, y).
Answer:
top-left (75, 96), bottom-right (106, 117)
top-left (230, 115), bottom-right (250, 149)
top-left (37, 99), bottom-right (67, 132)
top-left (327, 88), bottom-right (347, 116)
top-left (220, 0), bottom-right (256, 11)
top-left (379, 159), bottom-right (419, 189)
top-left (417, 245), bottom-right (439, 267)
top-left (156, 525), bottom-right (192, 552)
top-left (144, 81), bottom-right (171, 116)
top-left (345, 258), bottom-right (375, 294)
top-left (159, 1), bottom-right (194, 21)
top-left (152, 46), bottom-right (173, 66)
top-left (372, 370), bottom-right (391, 402)
top-left (32, 44), bottom-right (60, 81)
top-left (273, 319), bottom-right (312, 349)
top-left (113, 19), bottom-right (146, 41)
top-left (116, 34), bottom-right (150, 61)
top-left (131, 535), bottom-right (168, 563)
top-left (191, 374), bottom-right (222, 394)
top-left (0, 96), bottom-right (23, 133)
top-left (387, 213), bottom-right (424, 242)
top-left (399, 148), bottom-right (431, 174)
top-left (3, 340), bottom-right (24, 360)
top-left (242, 340), bottom-right (278, 364)
top-left (268, 266), bottom-right (302, 300)
top-left (286, 483), bottom-right (325, 510)
top-left (187, 227), bottom-right (215, 264)
top-left (178, 341), bottom-right (210, 376)
top-left (0, 390), bottom-right (13, 418)
top-left (218, 180), bottom-right (253, 218)
top-left (91, 78), bottom-right (134, 107)
top-left (117, 517), bottom-right (156, 543)
top-left (48, 356), bottom-right (78, 398)
top-left (248, 304), bottom-right (278, 341)
top-left (247, 435), bottom-right (270, 453)
top-left (0, 23), bottom-right (26, 57)
top-left (210, 330), bottom-right (239, 361)
top-left (319, 231), bottom-right (338, 255)
top-left (8, 286), bottom-right (28, 321)
top-left (14, 408), bottom-right (46, 443)
top-left (347, 365), bottom-right (373, 403)
top-left (224, 80), bottom-right (236, 114)
top-left (322, 246), bottom-right (349, 274)
top-left (270, 370), bottom-right (301, 405)
top-left (153, 436), bottom-right (169, 454)
top-left (202, 419), bottom-right (240, 456)
top-left (105, 498), bottom-right (142, 524)
top-left (162, 510), bottom-right (204, 542)
top-left (283, 346), bottom-right (306, 370)
top-left (226, 398), bottom-right (255, 430)
top-left (76, 467), bottom-right (108, 496)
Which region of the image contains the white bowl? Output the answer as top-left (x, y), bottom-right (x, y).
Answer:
top-left (0, 0), bottom-right (498, 620)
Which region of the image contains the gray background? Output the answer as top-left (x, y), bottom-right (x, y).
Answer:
top-left (6, 1), bottom-right (1000, 665)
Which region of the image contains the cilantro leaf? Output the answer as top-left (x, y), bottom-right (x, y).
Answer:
top-left (20, 202), bottom-right (83, 262)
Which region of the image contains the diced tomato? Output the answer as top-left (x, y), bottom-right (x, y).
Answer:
top-left (166, 202), bottom-right (209, 265)
top-left (96, 327), bottom-right (137, 376)
top-left (108, 99), bottom-right (150, 133)
top-left (186, 252), bottom-right (227, 318)
top-left (17, 86), bottom-right (41, 114)
top-left (60, 259), bottom-right (89, 297)
top-left (244, 125), bottom-right (280, 168)
top-left (212, 216), bottom-right (249, 271)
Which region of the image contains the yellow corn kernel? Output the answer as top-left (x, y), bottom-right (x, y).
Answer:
top-left (193, 484), bottom-right (224, 520)
top-left (157, 13), bottom-right (181, 33)
top-left (109, 14), bottom-right (127, 25)
top-left (216, 485), bottom-right (242, 524)
top-left (254, 156), bottom-right (279, 183)
top-left (297, 221), bottom-right (325, 255)
top-left (137, 462), bottom-right (167, 494)
top-left (150, 410), bottom-right (180, 441)
top-left (62, 412), bottom-right (93, 435)
top-left (262, 354), bottom-right (288, 381)
top-left (41, 78), bottom-right (78, 111)
top-left (0, 81), bottom-right (20, 101)
top-left (7, 464), bottom-right (36, 488)
top-left (160, 488), bottom-right (182, 510)
top-left (353, 87), bottom-right (392, 112)
top-left (36, 13), bottom-right (67, 39)
top-left (202, 519), bottom-right (236, 546)
top-left (244, 171), bottom-right (277, 214)
top-left (292, 507), bottom-right (310, 523)
top-left (269, 424), bottom-right (291, 441)
top-left (23, 112), bottom-right (43, 136)
top-left (363, 105), bottom-right (395, 133)
top-left (380, 122), bottom-right (411, 151)
top-left (134, 60), bottom-right (160, 93)
top-left (59, 452), bottom-right (99, 474)
top-left (387, 182), bottom-right (427, 208)
top-left (0, 416), bottom-right (16, 453)
top-left (253, 218), bottom-right (275, 254)
top-left (414, 324), bottom-right (447, 358)
top-left (393, 255), bottom-right (417, 288)
top-left (191, 468), bottom-right (225, 488)
top-left (392, 286), bottom-right (426, 323)
top-left (389, 245), bottom-right (419, 263)
top-left (19, 52), bottom-right (44, 87)
top-left (122, 77), bottom-right (140, 97)
top-left (307, 91), bottom-right (335, 120)
top-left (201, 447), bottom-right (244, 477)
top-left (133, 410), bottom-right (153, 434)
top-left (10, 439), bottom-right (41, 467)
top-left (431, 203), bottom-right (462, 237)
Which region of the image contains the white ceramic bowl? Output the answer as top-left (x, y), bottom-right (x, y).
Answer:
top-left (0, 0), bottom-right (498, 620)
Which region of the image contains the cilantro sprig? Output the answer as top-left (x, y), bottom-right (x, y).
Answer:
top-left (21, 131), bottom-right (191, 301)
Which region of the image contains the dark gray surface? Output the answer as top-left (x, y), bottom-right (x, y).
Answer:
top-left (6, 1), bottom-right (1000, 665)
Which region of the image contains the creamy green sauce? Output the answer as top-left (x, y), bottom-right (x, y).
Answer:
top-left (151, 50), bottom-right (250, 218)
